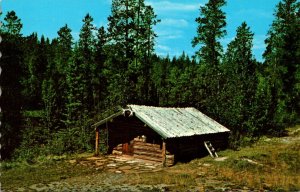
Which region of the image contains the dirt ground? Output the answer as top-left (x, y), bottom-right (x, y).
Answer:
top-left (5, 155), bottom-right (170, 192)
top-left (3, 127), bottom-right (300, 191)
top-left (4, 155), bottom-right (249, 192)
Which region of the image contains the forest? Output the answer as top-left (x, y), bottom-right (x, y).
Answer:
top-left (0, 0), bottom-right (299, 161)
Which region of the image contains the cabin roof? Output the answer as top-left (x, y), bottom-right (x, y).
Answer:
top-left (93, 105), bottom-right (230, 139)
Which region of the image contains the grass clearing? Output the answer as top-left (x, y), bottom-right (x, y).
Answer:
top-left (189, 127), bottom-right (300, 191)
top-left (2, 126), bottom-right (300, 191)
top-left (1, 154), bottom-right (95, 190)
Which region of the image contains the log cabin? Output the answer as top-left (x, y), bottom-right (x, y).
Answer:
top-left (92, 105), bottom-right (230, 166)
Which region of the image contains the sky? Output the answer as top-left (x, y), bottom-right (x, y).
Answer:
top-left (1, 0), bottom-right (281, 61)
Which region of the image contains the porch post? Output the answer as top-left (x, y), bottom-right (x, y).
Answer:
top-left (95, 128), bottom-right (99, 156)
top-left (162, 140), bottom-right (166, 167)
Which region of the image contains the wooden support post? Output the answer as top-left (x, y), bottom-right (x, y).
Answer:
top-left (95, 128), bottom-right (99, 156)
top-left (162, 140), bottom-right (166, 167)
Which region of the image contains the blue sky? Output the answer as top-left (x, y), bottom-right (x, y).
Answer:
top-left (2, 0), bottom-right (281, 61)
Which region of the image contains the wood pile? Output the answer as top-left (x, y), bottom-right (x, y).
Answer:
top-left (133, 137), bottom-right (162, 163)
top-left (112, 144), bottom-right (123, 155)
top-left (112, 136), bottom-right (175, 166)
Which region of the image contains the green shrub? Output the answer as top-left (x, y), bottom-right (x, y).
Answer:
top-left (22, 110), bottom-right (44, 118)
top-left (1, 161), bottom-right (19, 171)
top-left (13, 126), bottom-right (50, 161)
top-left (228, 134), bottom-right (256, 149)
top-left (47, 126), bottom-right (94, 155)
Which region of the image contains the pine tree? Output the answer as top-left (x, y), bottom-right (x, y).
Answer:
top-left (106, 0), bottom-right (159, 106)
top-left (135, 5), bottom-right (159, 104)
top-left (40, 25), bottom-right (74, 129)
top-left (191, 0), bottom-right (227, 117)
top-left (94, 26), bottom-right (108, 111)
top-left (151, 56), bottom-right (171, 106)
top-left (192, 0), bottom-right (226, 67)
top-left (21, 33), bottom-right (40, 108)
top-left (35, 35), bottom-right (51, 108)
top-left (0, 11), bottom-right (24, 159)
top-left (56, 24), bottom-right (73, 73)
top-left (263, 0), bottom-right (300, 129)
top-left (222, 22), bottom-right (258, 137)
top-left (65, 45), bottom-right (84, 127)
top-left (1, 11), bottom-right (22, 35)
top-left (78, 13), bottom-right (96, 112)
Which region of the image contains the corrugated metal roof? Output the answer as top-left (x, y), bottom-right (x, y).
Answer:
top-left (92, 105), bottom-right (230, 138)
top-left (128, 105), bottom-right (230, 139)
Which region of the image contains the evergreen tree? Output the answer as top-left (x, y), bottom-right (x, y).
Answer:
top-left (106, 0), bottom-right (159, 106)
top-left (135, 5), bottom-right (159, 104)
top-left (0, 11), bottom-right (23, 159)
top-left (35, 35), bottom-right (51, 108)
top-left (94, 26), bottom-right (108, 111)
top-left (151, 56), bottom-right (171, 106)
top-left (191, 0), bottom-right (227, 117)
top-left (65, 45), bottom-right (84, 127)
top-left (221, 22), bottom-right (258, 137)
top-left (56, 24), bottom-right (73, 73)
top-left (192, 0), bottom-right (226, 66)
top-left (107, 0), bottom-right (136, 69)
top-left (263, 0), bottom-right (300, 129)
top-left (78, 13), bottom-right (96, 112)
top-left (21, 33), bottom-right (40, 108)
top-left (41, 25), bottom-right (73, 129)
top-left (1, 11), bottom-right (22, 35)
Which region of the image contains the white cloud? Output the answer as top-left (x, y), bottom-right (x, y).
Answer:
top-left (156, 44), bottom-right (171, 51)
top-left (160, 18), bottom-right (189, 28)
top-left (146, 1), bottom-right (201, 12)
top-left (156, 28), bottom-right (184, 40)
top-left (253, 35), bottom-right (266, 50)
top-left (236, 9), bottom-right (273, 19)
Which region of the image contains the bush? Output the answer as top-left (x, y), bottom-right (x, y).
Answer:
top-left (228, 134), bottom-right (256, 149)
top-left (1, 161), bottom-right (19, 171)
top-left (13, 126), bottom-right (50, 161)
top-left (47, 126), bottom-right (94, 155)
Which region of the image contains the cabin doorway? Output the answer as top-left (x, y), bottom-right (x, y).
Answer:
top-left (122, 143), bottom-right (129, 154)
top-left (122, 141), bottom-right (133, 155)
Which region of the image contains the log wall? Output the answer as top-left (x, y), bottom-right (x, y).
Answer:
top-left (112, 136), bottom-right (174, 166)
top-left (101, 116), bottom-right (174, 166)
top-left (99, 115), bottom-right (228, 166)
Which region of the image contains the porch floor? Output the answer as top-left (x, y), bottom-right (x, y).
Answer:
top-left (70, 154), bottom-right (163, 174)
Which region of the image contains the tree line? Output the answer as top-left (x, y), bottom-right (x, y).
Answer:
top-left (0, 0), bottom-right (299, 160)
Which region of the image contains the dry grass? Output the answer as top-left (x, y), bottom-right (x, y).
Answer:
top-left (187, 127), bottom-right (300, 191)
top-left (124, 126), bottom-right (300, 191)
top-left (213, 166), bottom-right (299, 191)
top-left (2, 126), bottom-right (299, 191)
top-left (1, 156), bottom-right (95, 190)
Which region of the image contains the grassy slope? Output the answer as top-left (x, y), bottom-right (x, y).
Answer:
top-left (2, 127), bottom-right (300, 191)
top-left (123, 136), bottom-right (299, 191)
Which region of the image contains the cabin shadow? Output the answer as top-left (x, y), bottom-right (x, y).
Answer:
top-left (166, 135), bottom-right (228, 164)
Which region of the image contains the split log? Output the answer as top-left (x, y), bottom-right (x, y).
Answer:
top-left (133, 145), bottom-right (162, 154)
top-left (133, 150), bottom-right (162, 158)
top-left (133, 141), bottom-right (161, 149)
top-left (133, 154), bottom-right (162, 163)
